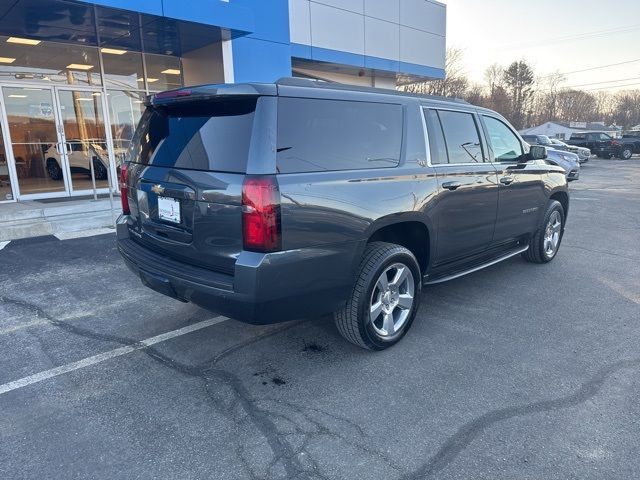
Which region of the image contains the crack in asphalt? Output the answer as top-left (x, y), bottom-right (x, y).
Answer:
top-left (0, 296), bottom-right (356, 479)
top-left (400, 357), bottom-right (640, 480)
top-left (1, 296), bottom-right (143, 348)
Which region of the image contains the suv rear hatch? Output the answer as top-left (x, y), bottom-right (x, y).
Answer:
top-left (122, 86), bottom-right (274, 276)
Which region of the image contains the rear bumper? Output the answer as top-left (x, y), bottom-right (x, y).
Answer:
top-left (116, 215), bottom-right (357, 324)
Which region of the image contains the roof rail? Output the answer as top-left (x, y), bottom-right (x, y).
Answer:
top-left (275, 76), bottom-right (470, 104)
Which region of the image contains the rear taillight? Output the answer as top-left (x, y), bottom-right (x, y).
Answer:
top-left (119, 162), bottom-right (130, 215)
top-left (242, 176), bottom-right (281, 252)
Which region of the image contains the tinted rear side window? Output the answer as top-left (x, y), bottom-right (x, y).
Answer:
top-left (127, 99), bottom-right (256, 173)
top-left (276, 98), bottom-right (403, 173)
top-left (437, 110), bottom-right (483, 164)
top-left (424, 108), bottom-right (448, 164)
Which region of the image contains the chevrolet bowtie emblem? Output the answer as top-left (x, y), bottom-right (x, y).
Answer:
top-left (151, 184), bottom-right (165, 195)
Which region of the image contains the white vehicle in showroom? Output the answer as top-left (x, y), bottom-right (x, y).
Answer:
top-left (44, 140), bottom-right (110, 181)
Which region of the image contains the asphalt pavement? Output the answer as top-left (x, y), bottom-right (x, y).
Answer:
top-left (1, 158), bottom-right (639, 480)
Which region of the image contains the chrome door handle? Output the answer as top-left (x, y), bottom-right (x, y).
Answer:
top-left (500, 177), bottom-right (514, 185)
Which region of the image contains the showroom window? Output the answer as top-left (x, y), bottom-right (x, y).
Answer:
top-left (0, 35), bottom-right (102, 86)
top-left (143, 54), bottom-right (183, 92)
top-left (107, 90), bottom-right (146, 167)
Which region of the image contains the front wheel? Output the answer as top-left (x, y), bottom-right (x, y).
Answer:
top-left (619, 147), bottom-right (633, 160)
top-left (92, 158), bottom-right (108, 180)
top-left (522, 200), bottom-right (565, 264)
top-left (334, 242), bottom-right (421, 350)
top-left (46, 158), bottom-right (63, 180)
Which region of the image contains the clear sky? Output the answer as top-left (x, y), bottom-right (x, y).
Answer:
top-left (443, 0), bottom-right (640, 92)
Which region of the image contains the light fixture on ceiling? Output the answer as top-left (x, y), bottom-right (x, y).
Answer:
top-left (66, 63), bottom-right (94, 70)
top-left (8, 94), bottom-right (27, 98)
top-left (7, 37), bottom-right (41, 46)
top-left (133, 100), bottom-right (143, 104)
top-left (0, 57), bottom-right (16, 63)
top-left (92, 92), bottom-right (101, 96)
top-left (161, 69), bottom-right (181, 75)
top-left (101, 47), bottom-right (127, 55)
top-left (77, 97), bottom-right (93, 101)
top-left (146, 78), bottom-right (159, 83)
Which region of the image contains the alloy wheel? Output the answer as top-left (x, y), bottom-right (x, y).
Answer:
top-left (543, 210), bottom-right (562, 258)
top-left (369, 263), bottom-right (415, 338)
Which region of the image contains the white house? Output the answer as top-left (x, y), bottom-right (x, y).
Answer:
top-left (520, 121), bottom-right (622, 140)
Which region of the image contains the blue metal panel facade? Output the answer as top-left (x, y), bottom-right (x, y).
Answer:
top-left (230, 0), bottom-right (292, 83)
top-left (71, 0), bottom-right (446, 82)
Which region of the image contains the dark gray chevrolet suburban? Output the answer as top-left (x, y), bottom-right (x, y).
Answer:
top-left (117, 78), bottom-right (568, 350)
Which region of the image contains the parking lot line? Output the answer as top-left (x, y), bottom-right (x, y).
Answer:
top-left (0, 315), bottom-right (228, 396)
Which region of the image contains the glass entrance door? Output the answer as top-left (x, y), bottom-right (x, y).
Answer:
top-left (55, 89), bottom-right (111, 194)
top-left (0, 84), bottom-right (114, 199)
top-left (1, 85), bottom-right (66, 197)
top-left (0, 117), bottom-right (14, 201)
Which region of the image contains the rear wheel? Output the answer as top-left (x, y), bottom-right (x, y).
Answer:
top-left (334, 242), bottom-right (421, 350)
top-left (522, 200), bottom-right (565, 264)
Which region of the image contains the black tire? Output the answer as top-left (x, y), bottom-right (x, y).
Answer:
top-left (619, 147), bottom-right (633, 160)
top-left (46, 158), bottom-right (63, 180)
top-left (334, 242), bottom-right (422, 350)
top-left (92, 158), bottom-right (108, 180)
top-left (522, 200), bottom-right (565, 264)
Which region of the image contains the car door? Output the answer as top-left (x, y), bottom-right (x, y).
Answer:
top-left (423, 108), bottom-right (499, 266)
top-left (586, 133), bottom-right (604, 151)
top-left (480, 115), bottom-right (547, 244)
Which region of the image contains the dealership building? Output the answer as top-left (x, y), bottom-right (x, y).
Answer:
top-left (0, 0), bottom-right (446, 237)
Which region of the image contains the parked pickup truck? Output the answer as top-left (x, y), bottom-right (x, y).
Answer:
top-left (566, 131), bottom-right (634, 159)
top-left (621, 133), bottom-right (640, 155)
top-left (549, 138), bottom-right (590, 163)
top-left (117, 78), bottom-right (569, 350)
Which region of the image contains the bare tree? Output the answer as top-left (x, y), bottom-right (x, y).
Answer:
top-left (537, 71), bottom-right (565, 122)
top-left (398, 50), bottom-right (640, 129)
top-left (484, 63), bottom-right (503, 96)
top-left (399, 48), bottom-right (468, 98)
top-left (613, 90), bottom-right (640, 128)
top-left (555, 90), bottom-right (597, 122)
top-left (594, 91), bottom-right (615, 125)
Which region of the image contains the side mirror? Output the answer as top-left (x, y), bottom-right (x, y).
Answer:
top-left (527, 145), bottom-right (547, 161)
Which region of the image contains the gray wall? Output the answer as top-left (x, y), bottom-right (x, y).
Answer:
top-left (289, 0), bottom-right (446, 70)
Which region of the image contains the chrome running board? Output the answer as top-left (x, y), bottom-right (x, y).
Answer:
top-left (423, 245), bottom-right (529, 285)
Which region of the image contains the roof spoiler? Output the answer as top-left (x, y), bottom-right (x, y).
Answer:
top-left (148, 83), bottom-right (277, 106)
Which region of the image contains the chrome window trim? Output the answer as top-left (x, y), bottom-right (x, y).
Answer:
top-left (420, 106), bottom-right (490, 168)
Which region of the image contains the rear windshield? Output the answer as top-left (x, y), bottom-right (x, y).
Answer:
top-left (127, 98), bottom-right (256, 173)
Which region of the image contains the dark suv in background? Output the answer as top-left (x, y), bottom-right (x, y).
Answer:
top-left (566, 131), bottom-right (634, 159)
top-left (117, 78), bottom-right (569, 350)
